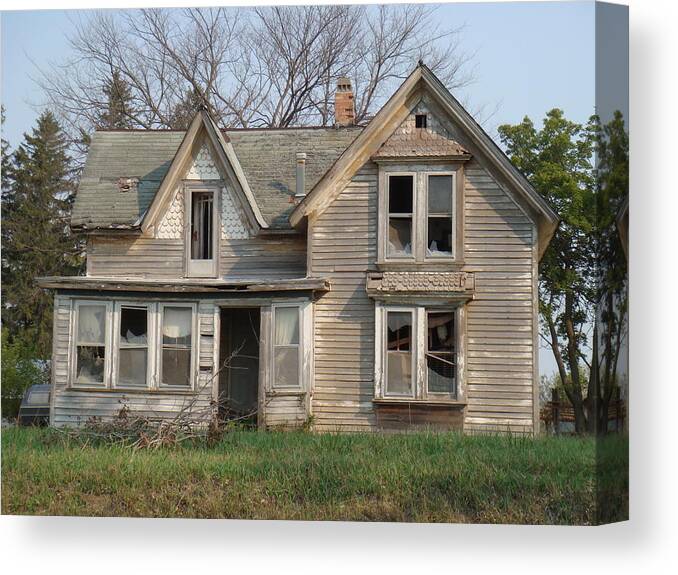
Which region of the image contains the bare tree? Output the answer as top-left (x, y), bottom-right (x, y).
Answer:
top-left (37, 5), bottom-right (475, 148)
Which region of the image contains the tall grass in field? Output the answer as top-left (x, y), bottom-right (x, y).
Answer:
top-left (1, 427), bottom-right (627, 524)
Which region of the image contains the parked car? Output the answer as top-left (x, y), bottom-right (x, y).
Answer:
top-left (18, 384), bottom-right (50, 426)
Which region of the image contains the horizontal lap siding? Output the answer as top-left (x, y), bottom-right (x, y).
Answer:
top-left (463, 163), bottom-right (536, 434)
top-left (88, 237), bottom-right (184, 277)
top-left (51, 296), bottom-right (216, 427)
top-left (87, 236), bottom-right (306, 280)
top-left (264, 395), bottom-right (308, 428)
top-left (310, 165), bottom-right (378, 431)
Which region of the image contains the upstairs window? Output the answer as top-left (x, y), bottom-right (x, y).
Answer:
top-left (387, 175), bottom-right (415, 258)
top-left (186, 185), bottom-right (219, 277)
top-left (191, 191), bottom-right (214, 260)
top-left (427, 175), bottom-right (454, 256)
top-left (415, 114), bottom-right (427, 128)
top-left (380, 169), bottom-right (458, 263)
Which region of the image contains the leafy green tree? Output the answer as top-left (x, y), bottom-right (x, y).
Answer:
top-left (590, 111), bottom-right (629, 434)
top-left (499, 109), bottom-right (627, 434)
top-left (1, 111), bottom-right (83, 358)
top-left (499, 109), bottom-right (596, 433)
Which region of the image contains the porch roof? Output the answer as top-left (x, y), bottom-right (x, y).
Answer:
top-left (36, 276), bottom-right (330, 294)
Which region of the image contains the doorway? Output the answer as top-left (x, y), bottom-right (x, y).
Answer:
top-left (218, 308), bottom-right (260, 425)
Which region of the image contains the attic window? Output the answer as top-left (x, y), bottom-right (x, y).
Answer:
top-left (191, 191), bottom-right (214, 260)
top-left (415, 114), bottom-right (427, 129)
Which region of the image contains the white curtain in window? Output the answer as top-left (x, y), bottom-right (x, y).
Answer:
top-left (163, 307), bottom-right (192, 339)
top-left (275, 307), bottom-right (299, 345)
top-left (77, 305), bottom-right (106, 343)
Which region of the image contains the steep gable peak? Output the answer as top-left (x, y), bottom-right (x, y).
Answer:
top-left (141, 109), bottom-right (268, 236)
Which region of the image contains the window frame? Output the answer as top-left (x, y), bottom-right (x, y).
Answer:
top-left (375, 303), bottom-right (463, 402)
top-left (70, 300), bottom-right (113, 389)
top-left (112, 302), bottom-right (153, 390)
top-left (270, 303), bottom-right (303, 391)
top-left (424, 171), bottom-right (456, 261)
top-left (424, 310), bottom-right (457, 399)
top-left (157, 302), bottom-right (198, 391)
top-left (184, 182), bottom-right (220, 278)
top-left (383, 307), bottom-right (416, 398)
top-left (377, 164), bottom-right (463, 266)
top-left (385, 172), bottom-right (417, 261)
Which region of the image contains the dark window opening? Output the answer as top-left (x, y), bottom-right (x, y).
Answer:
top-left (426, 311), bottom-right (456, 395)
top-left (118, 306), bottom-right (148, 387)
top-left (161, 306), bottom-right (193, 387)
top-left (415, 114), bottom-right (427, 129)
top-left (191, 191), bottom-right (213, 260)
top-left (386, 311), bottom-right (413, 395)
top-left (388, 175), bottom-right (414, 257)
top-left (427, 174), bottom-right (453, 255)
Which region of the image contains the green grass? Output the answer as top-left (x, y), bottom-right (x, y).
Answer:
top-left (1, 427), bottom-right (628, 524)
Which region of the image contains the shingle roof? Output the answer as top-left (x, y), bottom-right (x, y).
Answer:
top-left (372, 128), bottom-right (470, 159)
top-left (71, 126), bottom-right (363, 229)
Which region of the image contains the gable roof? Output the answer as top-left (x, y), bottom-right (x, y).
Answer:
top-left (141, 110), bottom-right (267, 233)
top-left (289, 64), bottom-right (559, 258)
top-left (71, 120), bottom-right (362, 231)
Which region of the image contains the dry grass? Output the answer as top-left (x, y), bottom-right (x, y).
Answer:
top-left (1, 427), bottom-right (628, 524)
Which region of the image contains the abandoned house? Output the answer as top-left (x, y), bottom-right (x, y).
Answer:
top-left (38, 64), bottom-right (558, 434)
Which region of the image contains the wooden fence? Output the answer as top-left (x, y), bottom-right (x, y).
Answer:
top-left (540, 389), bottom-right (626, 434)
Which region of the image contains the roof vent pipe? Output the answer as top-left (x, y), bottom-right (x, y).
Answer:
top-left (295, 152), bottom-right (307, 199)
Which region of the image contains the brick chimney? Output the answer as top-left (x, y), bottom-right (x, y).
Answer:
top-left (334, 77), bottom-right (355, 127)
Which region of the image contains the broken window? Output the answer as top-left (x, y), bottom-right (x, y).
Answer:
top-left (426, 311), bottom-right (456, 395)
top-left (385, 311), bottom-right (413, 396)
top-left (75, 304), bottom-right (107, 385)
top-left (118, 306), bottom-right (148, 387)
top-left (273, 306), bottom-right (301, 388)
top-left (388, 175), bottom-right (414, 258)
top-left (161, 306), bottom-right (193, 387)
top-left (427, 175), bottom-right (453, 256)
top-left (191, 191), bottom-right (213, 260)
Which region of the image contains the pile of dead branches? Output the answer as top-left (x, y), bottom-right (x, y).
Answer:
top-left (54, 350), bottom-right (256, 450)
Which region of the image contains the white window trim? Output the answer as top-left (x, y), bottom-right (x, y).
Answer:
top-left (157, 302), bottom-right (199, 391)
top-left (70, 300), bottom-right (113, 389)
top-left (270, 303), bottom-right (304, 391)
top-left (385, 172), bottom-right (417, 262)
top-left (423, 309), bottom-right (458, 399)
top-left (111, 302), bottom-right (154, 391)
top-left (382, 306), bottom-right (417, 398)
top-left (424, 171), bottom-right (456, 261)
top-left (184, 182), bottom-right (221, 278)
top-left (374, 303), bottom-right (464, 402)
top-left (378, 165), bottom-right (462, 265)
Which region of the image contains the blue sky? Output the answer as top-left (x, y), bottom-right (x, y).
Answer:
top-left (1, 1), bottom-right (608, 377)
top-left (1, 2), bottom-right (597, 148)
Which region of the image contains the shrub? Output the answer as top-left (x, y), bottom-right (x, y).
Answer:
top-left (1, 328), bottom-right (49, 418)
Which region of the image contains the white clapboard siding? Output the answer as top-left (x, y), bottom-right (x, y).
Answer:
top-left (87, 235), bottom-right (306, 280)
top-left (309, 157), bottom-right (537, 434)
top-left (264, 394), bottom-right (308, 428)
top-left (310, 164), bottom-right (379, 430)
top-left (462, 162), bottom-right (536, 434)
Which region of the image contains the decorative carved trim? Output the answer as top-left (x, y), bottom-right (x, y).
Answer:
top-left (366, 271), bottom-right (474, 296)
